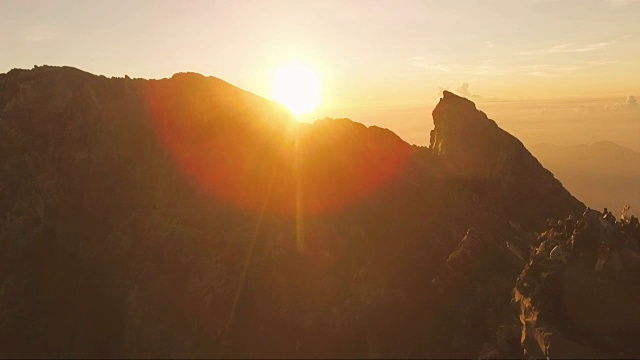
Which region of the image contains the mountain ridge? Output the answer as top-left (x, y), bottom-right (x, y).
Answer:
top-left (0, 66), bottom-right (584, 358)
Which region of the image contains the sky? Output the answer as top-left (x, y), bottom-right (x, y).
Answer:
top-left (1, 0), bottom-right (639, 148)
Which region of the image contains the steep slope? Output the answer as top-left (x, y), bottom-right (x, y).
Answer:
top-left (431, 91), bottom-right (583, 231)
top-left (0, 66), bottom-right (583, 358)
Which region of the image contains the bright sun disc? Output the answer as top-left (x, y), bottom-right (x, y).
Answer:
top-left (271, 62), bottom-right (321, 117)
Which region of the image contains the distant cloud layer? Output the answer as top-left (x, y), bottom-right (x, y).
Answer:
top-left (605, 95), bottom-right (638, 111)
top-left (412, 44), bottom-right (617, 79)
top-left (576, 104), bottom-right (593, 112)
top-left (516, 41), bottom-right (616, 55)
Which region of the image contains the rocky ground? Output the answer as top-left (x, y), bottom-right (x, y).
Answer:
top-left (515, 221), bottom-right (640, 359)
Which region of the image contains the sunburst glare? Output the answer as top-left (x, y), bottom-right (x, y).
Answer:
top-left (270, 62), bottom-right (321, 117)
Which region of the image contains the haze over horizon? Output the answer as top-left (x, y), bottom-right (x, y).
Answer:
top-left (2, 0), bottom-right (639, 149)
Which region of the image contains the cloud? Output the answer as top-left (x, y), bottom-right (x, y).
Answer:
top-left (576, 105), bottom-right (593, 112)
top-left (436, 83), bottom-right (484, 100)
top-left (585, 59), bottom-right (619, 66)
top-left (604, 95), bottom-right (638, 111)
top-left (516, 41), bottom-right (616, 55)
top-left (518, 64), bottom-right (587, 72)
top-left (411, 54), bottom-right (614, 78)
top-left (455, 83), bottom-right (482, 99)
top-left (411, 57), bottom-right (508, 76)
top-left (23, 26), bottom-right (57, 42)
top-left (479, 41), bottom-right (497, 48)
top-left (522, 71), bottom-right (562, 78)
top-left (606, 0), bottom-right (637, 6)
top-left (516, 61), bottom-right (614, 77)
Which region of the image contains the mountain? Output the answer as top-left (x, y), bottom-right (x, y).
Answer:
top-left (530, 141), bottom-right (640, 217)
top-left (0, 66), bottom-right (584, 358)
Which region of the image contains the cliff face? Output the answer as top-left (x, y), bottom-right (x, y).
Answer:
top-left (0, 66), bottom-right (584, 358)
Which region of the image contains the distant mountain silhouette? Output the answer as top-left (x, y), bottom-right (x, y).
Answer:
top-left (0, 66), bottom-right (584, 358)
top-left (530, 141), bottom-right (640, 216)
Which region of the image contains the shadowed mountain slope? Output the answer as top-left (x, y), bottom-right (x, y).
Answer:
top-left (530, 141), bottom-right (640, 216)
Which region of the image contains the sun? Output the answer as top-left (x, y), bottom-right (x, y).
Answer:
top-left (271, 62), bottom-right (321, 117)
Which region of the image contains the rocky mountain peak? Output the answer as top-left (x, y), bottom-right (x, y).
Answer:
top-left (429, 90), bottom-right (584, 230)
top-left (430, 90), bottom-right (507, 177)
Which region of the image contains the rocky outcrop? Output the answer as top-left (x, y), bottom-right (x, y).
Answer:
top-left (431, 91), bottom-right (584, 231)
top-left (0, 66), bottom-right (585, 358)
top-left (431, 228), bottom-right (525, 358)
top-left (515, 226), bottom-right (640, 359)
top-left (514, 257), bottom-right (598, 359)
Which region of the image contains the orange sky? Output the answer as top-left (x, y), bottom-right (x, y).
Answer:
top-left (1, 0), bottom-right (639, 147)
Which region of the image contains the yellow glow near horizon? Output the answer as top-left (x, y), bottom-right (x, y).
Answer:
top-left (271, 62), bottom-right (321, 117)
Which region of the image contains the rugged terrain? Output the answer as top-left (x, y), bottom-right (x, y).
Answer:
top-left (0, 66), bottom-right (586, 358)
top-left (515, 220), bottom-right (640, 359)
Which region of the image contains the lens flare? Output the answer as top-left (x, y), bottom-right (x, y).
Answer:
top-left (143, 75), bottom-right (413, 219)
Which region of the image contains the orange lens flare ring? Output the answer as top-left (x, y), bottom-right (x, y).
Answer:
top-left (144, 81), bottom-right (412, 217)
